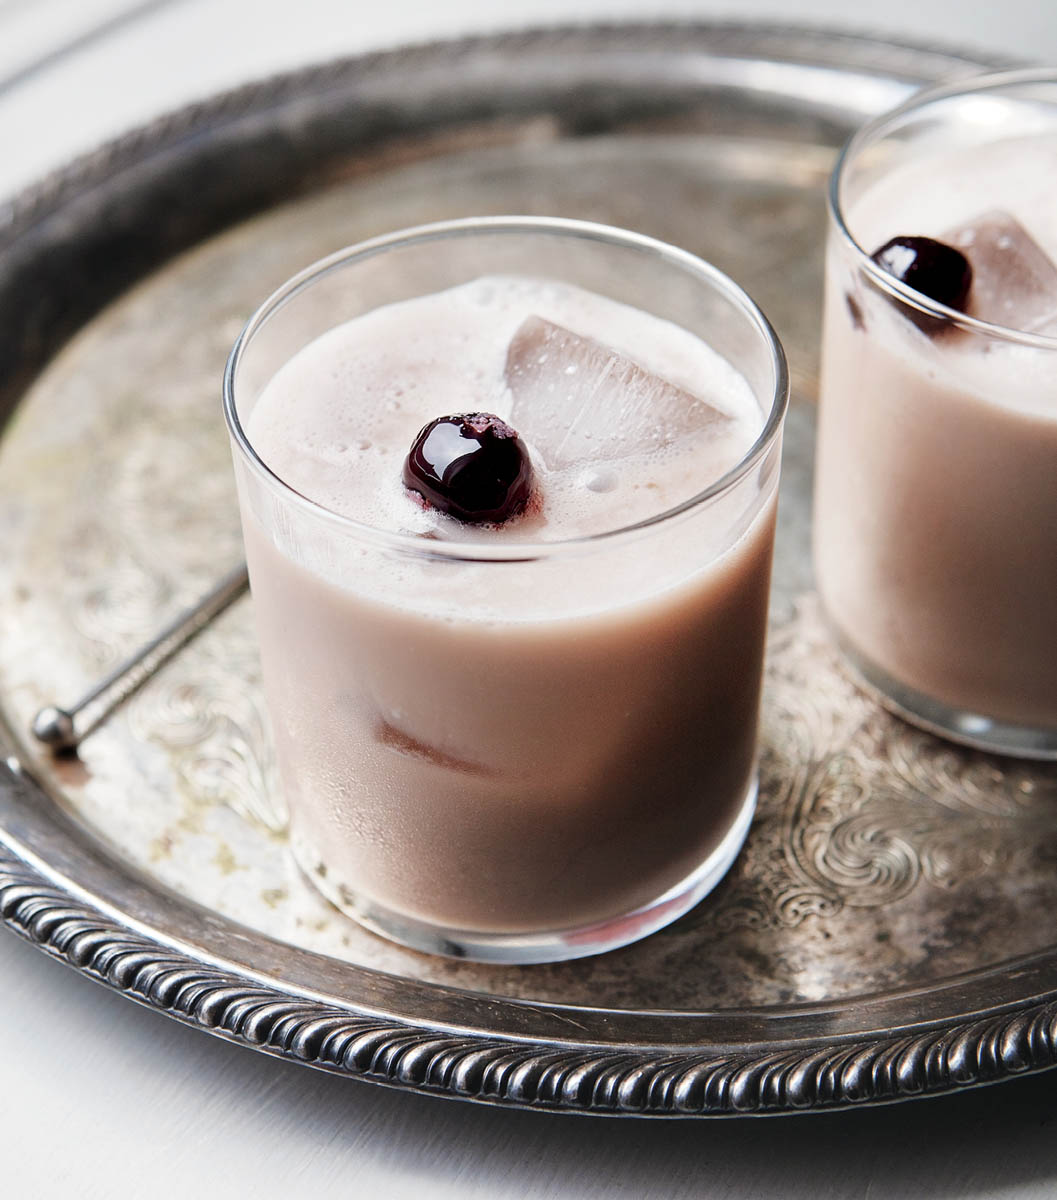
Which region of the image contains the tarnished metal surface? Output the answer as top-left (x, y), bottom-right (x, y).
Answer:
top-left (3, 24), bottom-right (1055, 1114)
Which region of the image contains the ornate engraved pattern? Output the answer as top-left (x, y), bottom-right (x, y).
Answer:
top-left (126, 620), bottom-right (285, 835)
top-left (706, 599), bottom-right (1057, 936)
top-left (2, 822), bottom-right (1056, 1114)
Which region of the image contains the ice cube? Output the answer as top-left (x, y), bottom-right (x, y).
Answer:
top-left (944, 210), bottom-right (1057, 332)
top-left (504, 316), bottom-right (729, 470)
top-left (376, 717), bottom-right (493, 776)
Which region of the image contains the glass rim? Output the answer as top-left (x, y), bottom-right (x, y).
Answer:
top-left (829, 67), bottom-right (1057, 351)
top-left (223, 215), bottom-right (788, 563)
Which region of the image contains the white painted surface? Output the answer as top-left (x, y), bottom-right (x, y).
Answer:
top-left (0, 0), bottom-right (1054, 196)
top-left (4, 928), bottom-right (1057, 1199)
top-left (3, 2), bottom-right (1057, 1195)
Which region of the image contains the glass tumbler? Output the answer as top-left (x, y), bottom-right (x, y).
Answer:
top-left (815, 71), bottom-right (1057, 760)
top-left (224, 216), bottom-right (787, 962)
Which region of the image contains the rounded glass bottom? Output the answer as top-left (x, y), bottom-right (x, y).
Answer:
top-left (291, 780), bottom-right (757, 964)
top-left (832, 626), bottom-right (1057, 761)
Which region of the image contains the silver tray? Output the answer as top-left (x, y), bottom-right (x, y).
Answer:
top-left (3, 23), bottom-right (1054, 1117)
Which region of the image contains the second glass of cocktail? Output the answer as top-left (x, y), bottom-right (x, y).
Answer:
top-left (815, 71), bottom-right (1057, 760)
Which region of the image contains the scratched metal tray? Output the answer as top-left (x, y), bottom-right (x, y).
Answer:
top-left (2, 23), bottom-right (1054, 1117)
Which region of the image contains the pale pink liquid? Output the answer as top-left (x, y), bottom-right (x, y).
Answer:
top-left (241, 278), bottom-right (776, 934)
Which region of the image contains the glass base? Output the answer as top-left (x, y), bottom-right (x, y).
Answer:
top-left (832, 627), bottom-right (1057, 761)
top-left (291, 780), bottom-right (757, 964)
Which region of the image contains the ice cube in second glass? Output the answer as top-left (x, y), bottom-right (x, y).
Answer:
top-left (945, 210), bottom-right (1057, 332)
top-left (505, 316), bottom-right (729, 470)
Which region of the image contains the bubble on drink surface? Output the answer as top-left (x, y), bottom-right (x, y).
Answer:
top-left (504, 316), bottom-right (731, 471)
top-left (945, 210), bottom-right (1057, 332)
top-left (580, 466), bottom-right (618, 493)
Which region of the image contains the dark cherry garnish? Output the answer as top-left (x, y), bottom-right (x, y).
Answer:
top-left (403, 412), bottom-right (534, 524)
top-left (870, 235), bottom-right (973, 333)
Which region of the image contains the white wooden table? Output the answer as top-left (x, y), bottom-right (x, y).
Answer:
top-left (3, 3), bottom-right (1057, 1195)
top-left (6, 929), bottom-right (1057, 1199)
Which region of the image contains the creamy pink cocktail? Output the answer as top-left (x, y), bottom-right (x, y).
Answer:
top-left (225, 219), bottom-right (787, 962)
top-left (815, 73), bottom-right (1057, 759)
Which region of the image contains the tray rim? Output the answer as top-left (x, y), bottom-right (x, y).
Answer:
top-left (2, 19), bottom-right (1051, 1117)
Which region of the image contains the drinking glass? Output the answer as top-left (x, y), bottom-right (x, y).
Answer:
top-left (815, 71), bottom-right (1057, 760)
top-left (225, 216), bottom-right (788, 961)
